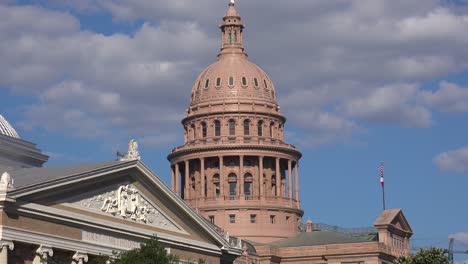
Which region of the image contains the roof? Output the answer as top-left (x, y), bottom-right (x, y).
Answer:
top-left (9, 160), bottom-right (127, 189)
top-left (0, 114), bottom-right (19, 139)
top-left (270, 231), bottom-right (378, 248)
top-left (3, 159), bottom-right (243, 256)
top-left (374, 208), bottom-right (413, 234)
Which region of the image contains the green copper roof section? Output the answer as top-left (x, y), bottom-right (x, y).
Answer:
top-left (270, 231), bottom-right (378, 248)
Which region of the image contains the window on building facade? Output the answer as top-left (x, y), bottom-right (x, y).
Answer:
top-left (229, 76), bottom-right (234, 87)
top-left (243, 119), bottom-right (250, 136)
top-left (250, 214), bottom-right (257, 224)
top-left (228, 119), bottom-right (236, 136)
top-left (271, 175), bottom-right (276, 196)
top-left (205, 79), bottom-right (210, 89)
top-left (269, 122), bottom-right (274, 138)
top-left (244, 173), bottom-right (253, 196)
top-left (229, 214), bottom-right (236, 223)
top-left (254, 78), bottom-right (259, 88)
top-left (213, 174), bottom-right (220, 197)
top-left (264, 79), bottom-right (268, 89)
top-left (201, 122), bottom-right (207, 138)
top-left (257, 121), bottom-right (263, 136)
top-left (191, 124), bottom-right (196, 141)
top-left (242, 77), bottom-right (247, 87)
top-left (216, 77), bottom-right (221, 87)
top-left (228, 173), bottom-right (237, 196)
top-left (270, 215), bottom-right (276, 224)
top-left (209, 215), bottom-right (215, 224)
top-left (214, 120), bottom-right (221, 137)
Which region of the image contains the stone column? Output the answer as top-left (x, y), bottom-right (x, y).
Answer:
top-left (219, 156), bottom-right (224, 197)
top-left (72, 252), bottom-right (88, 264)
top-left (175, 163), bottom-right (180, 195)
top-left (0, 241), bottom-right (13, 264)
top-left (184, 160), bottom-right (190, 200)
top-left (288, 160), bottom-right (292, 199)
top-left (171, 166), bottom-right (175, 192)
top-left (275, 158), bottom-right (280, 197)
top-left (239, 155), bottom-right (244, 197)
top-left (33, 245), bottom-right (53, 264)
top-left (259, 156), bottom-right (264, 197)
top-left (200, 158), bottom-right (205, 198)
top-left (294, 161), bottom-right (299, 206)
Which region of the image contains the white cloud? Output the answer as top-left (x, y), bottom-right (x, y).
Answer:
top-left (423, 81), bottom-right (468, 112)
top-left (434, 146), bottom-right (468, 174)
top-left (341, 83), bottom-right (432, 128)
top-left (450, 232), bottom-right (468, 247)
top-left (2, 1), bottom-right (468, 147)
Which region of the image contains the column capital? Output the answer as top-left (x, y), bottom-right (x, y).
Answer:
top-left (36, 245), bottom-right (54, 259)
top-left (73, 251), bottom-right (89, 263)
top-left (0, 240), bottom-right (13, 251)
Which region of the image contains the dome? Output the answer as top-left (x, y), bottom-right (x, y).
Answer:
top-left (190, 1), bottom-right (278, 107)
top-left (191, 55), bottom-right (277, 106)
top-left (0, 114), bottom-right (20, 139)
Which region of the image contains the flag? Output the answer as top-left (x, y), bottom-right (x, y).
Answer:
top-left (379, 162), bottom-right (384, 187)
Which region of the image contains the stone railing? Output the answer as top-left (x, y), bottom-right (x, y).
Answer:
top-left (186, 195), bottom-right (299, 209)
top-left (171, 136), bottom-right (298, 153)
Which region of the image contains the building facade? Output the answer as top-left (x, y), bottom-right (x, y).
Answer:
top-left (168, 1), bottom-right (303, 244)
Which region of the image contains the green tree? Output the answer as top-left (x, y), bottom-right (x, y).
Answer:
top-left (110, 237), bottom-right (178, 264)
top-left (394, 248), bottom-right (450, 264)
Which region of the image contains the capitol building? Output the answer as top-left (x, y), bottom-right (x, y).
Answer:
top-left (0, 1), bottom-right (412, 264)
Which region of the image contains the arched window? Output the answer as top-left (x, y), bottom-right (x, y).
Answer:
top-left (229, 76), bottom-right (234, 87)
top-left (191, 124), bottom-right (196, 141)
top-left (216, 77), bottom-right (221, 87)
top-left (213, 174), bottom-right (220, 197)
top-left (228, 173), bottom-right (237, 196)
top-left (264, 79), bottom-right (268, 89)
top-left (254, 78), bottom-right (259, 88)
top-left (244, 173), bottom-right (253, 196)
top-left (205, 79), bottom-right (210, 89)
top-left (214, 120), bottom-right (221, 137)
top-left (257, 121), bottom-right (263, 136)
top-left (204, 176), bottom-right (208, 197)
top-left (228, 32), bottom-right (232, 44)
top-left (243, 120), bottom-right (250, 136)
top-left (269, 122), bottom-right (274, 138)
top-left (228, 119), bottom-right (236, 136)
top-left (271, 175), bottom-right (276, 196)
top-left (242, 77), bottom-right (248, 87)
top-left (201, 122), bottom-right (207, 138)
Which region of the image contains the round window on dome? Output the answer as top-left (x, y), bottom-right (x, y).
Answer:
top-left (205, 79), bottom-right (210, 89)
top-left (229, 76), bottom-right (235, 87)
top-left (254, 78), bottom-right (259, 89)
top-left (216, 77), bottom-right (221, 88)
top-left (242, 77), bottom-right (248, 87)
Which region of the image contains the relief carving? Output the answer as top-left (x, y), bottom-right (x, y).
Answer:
top-left (73, 184), bottom-right (180, 232)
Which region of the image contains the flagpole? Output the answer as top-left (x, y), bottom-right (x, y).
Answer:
top-left (379, 161), bottom-right (386, 211)
top-left (382, 182), bottom-right (386, 211)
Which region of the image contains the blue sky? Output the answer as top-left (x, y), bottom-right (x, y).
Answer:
top-left (1, 0), bottom-right (468, 262)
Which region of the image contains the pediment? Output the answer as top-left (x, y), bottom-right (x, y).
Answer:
top-left (57, 182), bottom-right (186, 234)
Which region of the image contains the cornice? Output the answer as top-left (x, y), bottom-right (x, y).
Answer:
top-left (168, 144), bottom-right (302, 161)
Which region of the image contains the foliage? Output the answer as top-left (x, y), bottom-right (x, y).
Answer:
top-left (394, 248), bottom-right (450, 264)
top-left (108, 236), bottom-right (178, 264)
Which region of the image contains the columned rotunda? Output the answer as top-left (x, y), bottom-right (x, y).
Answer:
top-left (168, 1), bottom-right (303, 243)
